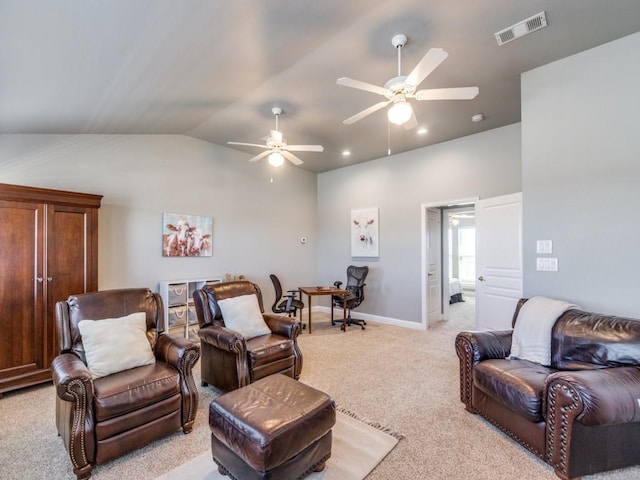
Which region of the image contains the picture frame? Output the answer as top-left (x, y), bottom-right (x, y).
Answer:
top-left (351, 207), bottom-right (379, 257)
top-left (162, 212), bottom-right (213, 257)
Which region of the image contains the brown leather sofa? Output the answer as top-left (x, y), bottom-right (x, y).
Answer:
top-left (193, 280), bottom-right (303, 391)
top-left (51, 288), bottom-right (200, 480)
top-left (456, 299), bottom-right (640, 480)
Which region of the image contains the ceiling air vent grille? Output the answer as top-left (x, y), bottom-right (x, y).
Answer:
top-left (495, 11), bottom-right (547, 46)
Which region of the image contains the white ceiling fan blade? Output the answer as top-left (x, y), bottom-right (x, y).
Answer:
top-left (281, 150), bottom-right (303, 166)
top-left (286, 144), bottom-right (324, 152)
top-left (270, 130), bottom-right (283, 145)
top-left (228, 141), bottom-right (269, 149)
top-left (405, 48), bottom-right (448, 88)
top-left (343, 100), bottom-right (391, 125)
top-left (403, 110), bottom-right (419, 130)
top-left (415, 86), bottom-right (479, 101)
top-left (337, 77), bottom-right (390, 97)
top-left (248, 150), bottom-right (271, 162)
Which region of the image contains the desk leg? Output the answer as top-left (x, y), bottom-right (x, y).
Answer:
top-left (342, 293), bottom-right (347, 332)
top-left (307, 294), bottom-right (312, 334)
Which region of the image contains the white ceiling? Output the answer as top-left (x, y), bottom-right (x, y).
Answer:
top-left (2, 0), bottom-right (639, 173)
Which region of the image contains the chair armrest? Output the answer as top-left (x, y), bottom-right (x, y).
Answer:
top-left (264, 313), bottom-right (302, 338)
top-left (334, 281), bottom-right (342, 288)
top-left (197, 325), bottom-right (247, 354)
top-left (454, 330), bottom-right (512, 411)
top-left (156, 333), bottom-right (201, 371)
top-left (455, 330), bottom-right (513, 363)
top-left (51, 354), bottom-right (95, 474)
top-left (544, 366), bottom-right (640, 476)
top-left (51, 353), bottom-right (94, 403)
top-left (545, 367), bottom-right (640, 427)
top-left (156, 333), bottom-right (201, 432)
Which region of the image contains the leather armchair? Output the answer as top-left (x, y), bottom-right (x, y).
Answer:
top-left (455, 299), bottom-right (640, 480)
top-left (193, 280), bottom-right (302, 391)
top-left (51, 288), bottom-right (200, 480)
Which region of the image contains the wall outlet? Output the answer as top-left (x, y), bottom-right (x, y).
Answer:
top-left (536, 257), bottom-right (558, 271)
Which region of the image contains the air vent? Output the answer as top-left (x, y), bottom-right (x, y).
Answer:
top-left (495, 11), bottom-right (547, 46)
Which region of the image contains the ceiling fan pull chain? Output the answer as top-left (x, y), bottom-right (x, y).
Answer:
top-left (387, 121), bottom-right (391, 156)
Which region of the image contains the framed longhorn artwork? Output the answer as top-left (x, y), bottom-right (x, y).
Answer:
top-left (351, 207), bottom-right (379, 257)
top-left (162, 212), bottom-right (213, 257)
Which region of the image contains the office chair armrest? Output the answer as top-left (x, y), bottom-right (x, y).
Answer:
top-left (286, 289), bottom-right (302, 300)
top-left (333, 281), bottom-right (342, 288)
top-left (197, 325), bottom-right (247, 354)
top-left (264, 313), bottom-right (302, 338)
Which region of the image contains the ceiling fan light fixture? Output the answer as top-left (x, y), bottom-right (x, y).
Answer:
top-left (388, 101), bottom-right (413, 125)
top-left (268, 151), bottom-right (284, 167)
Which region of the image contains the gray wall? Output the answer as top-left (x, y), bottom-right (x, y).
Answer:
top-left (522, 32), bottom-right (640, 317)
top-left (0, 134), bottom-right (318, 308)
top-left (317, 124), bottom-right (522, 324)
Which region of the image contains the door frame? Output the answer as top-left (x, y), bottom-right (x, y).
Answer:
top-left (421, 197), bottom-right (478, 329)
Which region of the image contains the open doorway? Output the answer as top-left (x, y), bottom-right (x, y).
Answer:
top-left (422, 194), bottom-right (522, 331)
top-left (444, 207), bottom-right (476, 329)
top-left (421, 198), bottom-right (476, 329)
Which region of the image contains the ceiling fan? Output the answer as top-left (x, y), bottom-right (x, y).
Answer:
top-left (337, 34), bottom-right (479, 129)
top-left (227, 107), bottom-right (324, 167)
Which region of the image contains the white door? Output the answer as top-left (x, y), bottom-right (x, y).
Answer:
top-left (427, 208), bottom-right (442, 326)
top-left (475, 193), bottom-right (522, 330)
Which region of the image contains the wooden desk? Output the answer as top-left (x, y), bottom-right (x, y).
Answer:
top-left (298, 287), bottom-right (348, 334)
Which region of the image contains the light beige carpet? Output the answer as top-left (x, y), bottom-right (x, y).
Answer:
top-left (155, 411), bottom-right (400, 480)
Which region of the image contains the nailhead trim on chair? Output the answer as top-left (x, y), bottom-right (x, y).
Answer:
top-left (477, 411), bottom-right (545, 460)
top-left (67, 378), bottom-right (89, 469)
top-left (180, 348), bottom-right (200, 429)
top-left (546, 381), bottom-right (581, 480)
top-left (454, 335), bottom-right (476, 410)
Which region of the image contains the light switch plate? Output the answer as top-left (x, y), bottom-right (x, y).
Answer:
top-left (537, 257), bottom-right (558, 271)
top-left (536, 240), bottom-right (552, 254)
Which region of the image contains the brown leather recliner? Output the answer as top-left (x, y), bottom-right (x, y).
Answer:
top-left (51, 288), bottom-right (200, 480)
top-left (193, 280), bottom-right (302, 391)
top-left (455, 299), bottom-right (640, 480)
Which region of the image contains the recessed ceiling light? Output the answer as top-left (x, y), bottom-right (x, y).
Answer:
top-left (417, 127), bottom-right (428, 135)
top-left (342, 150), bottom-right (351, 156)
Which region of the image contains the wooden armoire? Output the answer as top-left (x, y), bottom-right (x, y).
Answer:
top-left (0, 183), bottom-right (102, 395)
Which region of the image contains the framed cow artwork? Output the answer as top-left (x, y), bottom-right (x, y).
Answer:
top-left (162, 212), bottom-right (213, 257)
top-left (351, 207), bottom-right (379, 257)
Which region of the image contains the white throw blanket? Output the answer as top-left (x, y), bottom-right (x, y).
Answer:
top-left (509, 296), bottom-right (581, 366)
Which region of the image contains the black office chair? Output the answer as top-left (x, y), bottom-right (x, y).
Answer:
top-left (331, 265), bottom-right (369, 330)
top-left (269, 274), bottom-right (305, 317)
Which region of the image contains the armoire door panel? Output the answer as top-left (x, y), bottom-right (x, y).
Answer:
top-left (46, 205), bottom-right (95, 366)
top-left (0, 200), bottom-right (44, 378)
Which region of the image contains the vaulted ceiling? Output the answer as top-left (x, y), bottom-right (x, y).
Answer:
top-left (2, 1), bottom-right (639, 172)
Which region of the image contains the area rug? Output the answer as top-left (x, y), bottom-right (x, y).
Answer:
top-left (154, 410), bottom-right (402, 480)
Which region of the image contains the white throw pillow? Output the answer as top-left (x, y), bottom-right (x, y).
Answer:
top-left (218, 294), bottom-right (271, 339)
top-left (78, 312), bottom-right (156, 378)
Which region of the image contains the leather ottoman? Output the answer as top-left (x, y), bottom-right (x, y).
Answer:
top-left (209, 374), bottom-right (336, 480)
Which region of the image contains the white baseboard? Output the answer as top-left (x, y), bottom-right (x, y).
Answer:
top-left (308, 306), bottom-right (426, 331)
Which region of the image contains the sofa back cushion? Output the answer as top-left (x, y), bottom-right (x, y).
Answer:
top-left (552, 309), bottom-right (640, 369)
